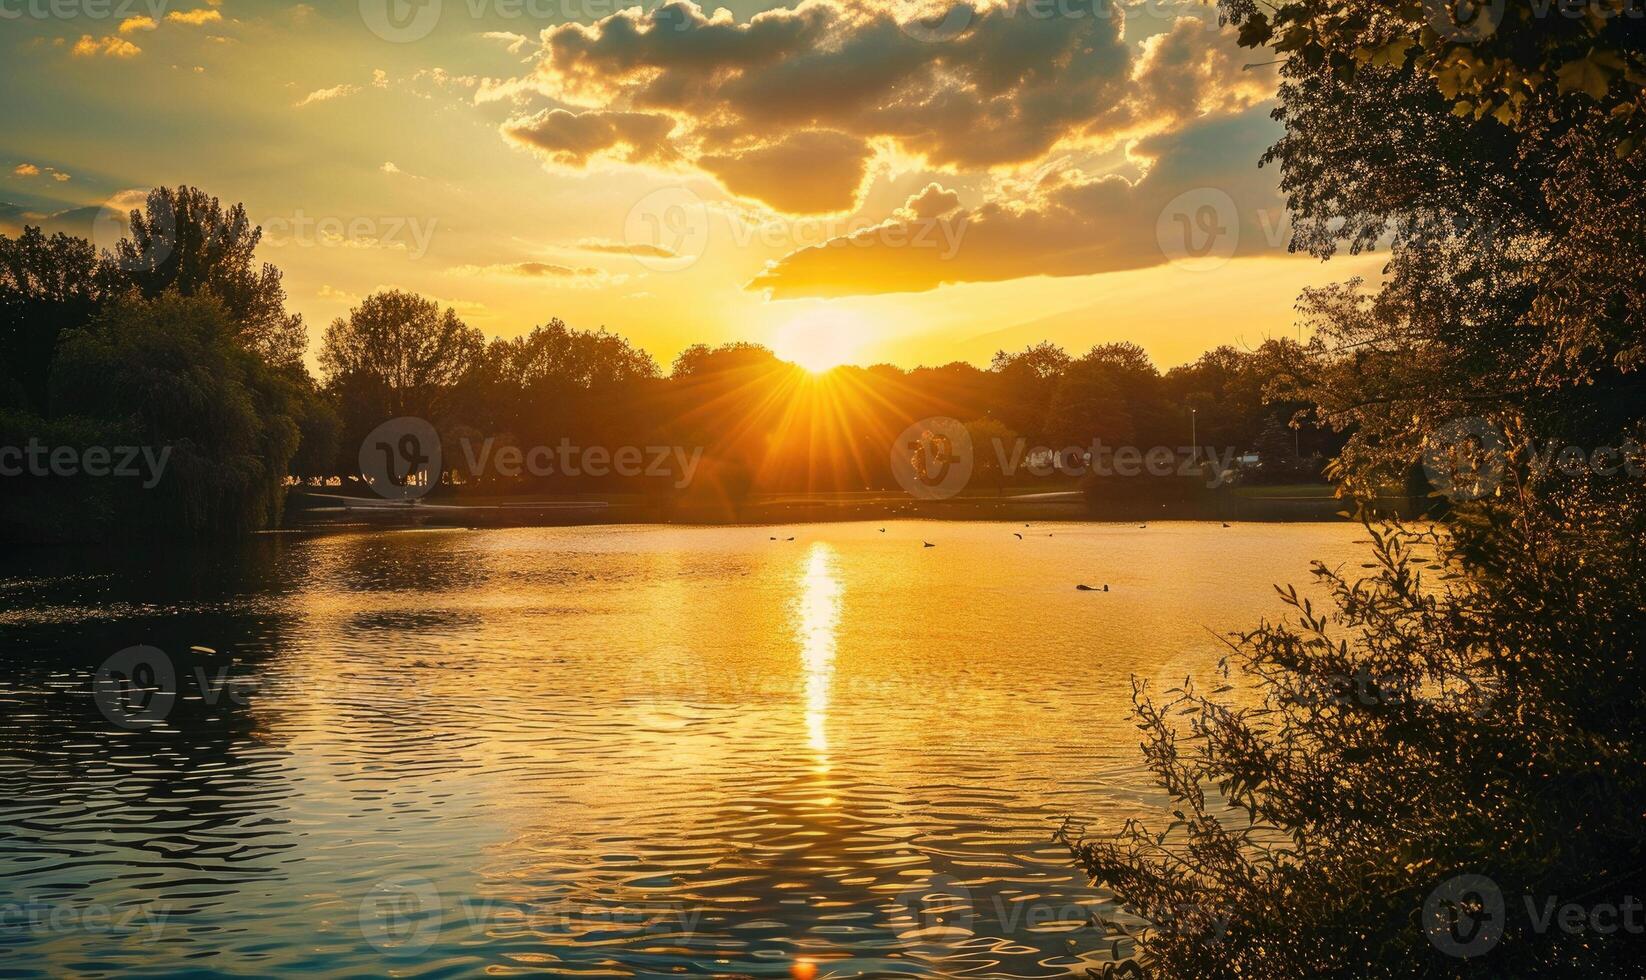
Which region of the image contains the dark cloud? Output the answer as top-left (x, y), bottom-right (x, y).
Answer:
top-left (501, 108), bottom-right (679, 166)
top-left (500, 2), bottom-right (1263, 215)
top-left (698, 130), bottom-right (873, 214)
top-left (747, 110), bottom-right (1290, 297)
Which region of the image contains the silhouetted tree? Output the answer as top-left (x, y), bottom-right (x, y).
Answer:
top-left (114, 186), bottom-right (308, 370)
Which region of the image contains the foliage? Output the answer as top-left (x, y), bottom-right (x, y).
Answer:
top-left (0, 227), bottom-right (120, 415)
top-left (115, 186), bottom-right (309, 370)
top-left (1067, 488), bottom-right (1646, 977)
top-left (0, 293), bottom-right (305, 541)
top-left (1222, 0), bottom-right (1645, 147)
top-left (318, 289), bottom-right (485, 421)
top-left (1064, 2), bottom-right (1646, 975)
top-left (963, 416), bottom-right (1019, 492)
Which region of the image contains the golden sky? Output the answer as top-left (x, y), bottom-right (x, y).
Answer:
top-left (1, 0), bottom-right (1384, 373)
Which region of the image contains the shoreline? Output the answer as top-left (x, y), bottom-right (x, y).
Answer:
top-left (283, 486), bottom-right (1412, 530)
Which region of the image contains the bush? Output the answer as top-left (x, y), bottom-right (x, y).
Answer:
top-left (1062, 478), bottom-right (1646, 977)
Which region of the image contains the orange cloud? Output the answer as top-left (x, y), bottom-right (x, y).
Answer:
top-left (118, 15), bottom-right (158, 33)
top-left (71, 35), bottom-right (142, 58)
top-left (12, 164), bottom-right (41, 177)
top-left (166, 8), bottom-right (224, 26)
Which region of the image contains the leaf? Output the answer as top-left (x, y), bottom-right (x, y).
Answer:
top-left (1370, 40), bottom-right (1412, 69)
top-left (1557, 53), bottom-right (1614, 100)
top-left (1237, 12), bottom-right (1272, 49)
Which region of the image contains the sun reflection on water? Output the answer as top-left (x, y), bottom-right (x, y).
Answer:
top-left (796, 544), bottom-right (841, 776)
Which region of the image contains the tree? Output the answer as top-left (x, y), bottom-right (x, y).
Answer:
top-left (114, 186), bottom-right (309, 369)
top-left (991, 342), bottom-right (1071, 443)
top-left (0, 227), bottom-right (116, 415)
top-left (46, 292), bottom-right (303, 537)
top-left (1063, 2), bottom-right (1646, 976)
top-left (318, 290), bottom-right (484, 421)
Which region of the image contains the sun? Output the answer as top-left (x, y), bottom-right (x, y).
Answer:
top-left (773, 308), bottom-right (869, 374)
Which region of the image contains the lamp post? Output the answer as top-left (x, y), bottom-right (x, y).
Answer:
top-left (1190, 408), bottom-right (1198, 468)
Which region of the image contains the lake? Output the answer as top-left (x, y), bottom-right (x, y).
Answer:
top-left (0, 520), bottom-right (1365, 978)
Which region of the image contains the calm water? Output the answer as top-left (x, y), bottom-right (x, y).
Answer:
top-left (0, 520), bottom-right (1363, 978)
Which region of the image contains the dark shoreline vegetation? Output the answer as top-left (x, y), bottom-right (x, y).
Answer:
top-left (3, 0), bottom-right (1644, 977)
top-left (2, 188), bottom-right (1362, 546)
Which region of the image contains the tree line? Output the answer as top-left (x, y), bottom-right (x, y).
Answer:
top-left (2, 192), bottom-right (1329, 541)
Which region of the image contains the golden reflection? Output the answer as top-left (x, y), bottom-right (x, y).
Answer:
top-left (796, 544), bottom-right (841, 769)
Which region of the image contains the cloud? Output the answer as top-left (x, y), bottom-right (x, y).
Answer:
top-left (166, 8), bottom-right (223, 26)
top-left (451, 261), bottom-right (603, 278)
top-left (71, 35), bottom-right (142, 58)
top-left (748, 109), bottom-right (1289, 298)
top-left (12, 164), bottom-right (40, 177)
top-left (491, 2), bottom-right (1264, 215)
top-left (574, 238), bottom-right (680, 259)
top-left (501, 109), bottom-right (678, 167)
top-left (118, 15), bottom-right (158, 33)
top-left (317, 284), bottom-right (359, 303)
top-left (295, 83), bottom-right (361, 107)
top-left (482, 31), bottom-right (532, 54)
top-left (698, 130), bottom-right (873, 215)
top-left (901, 182), bottom-right (962, 219)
